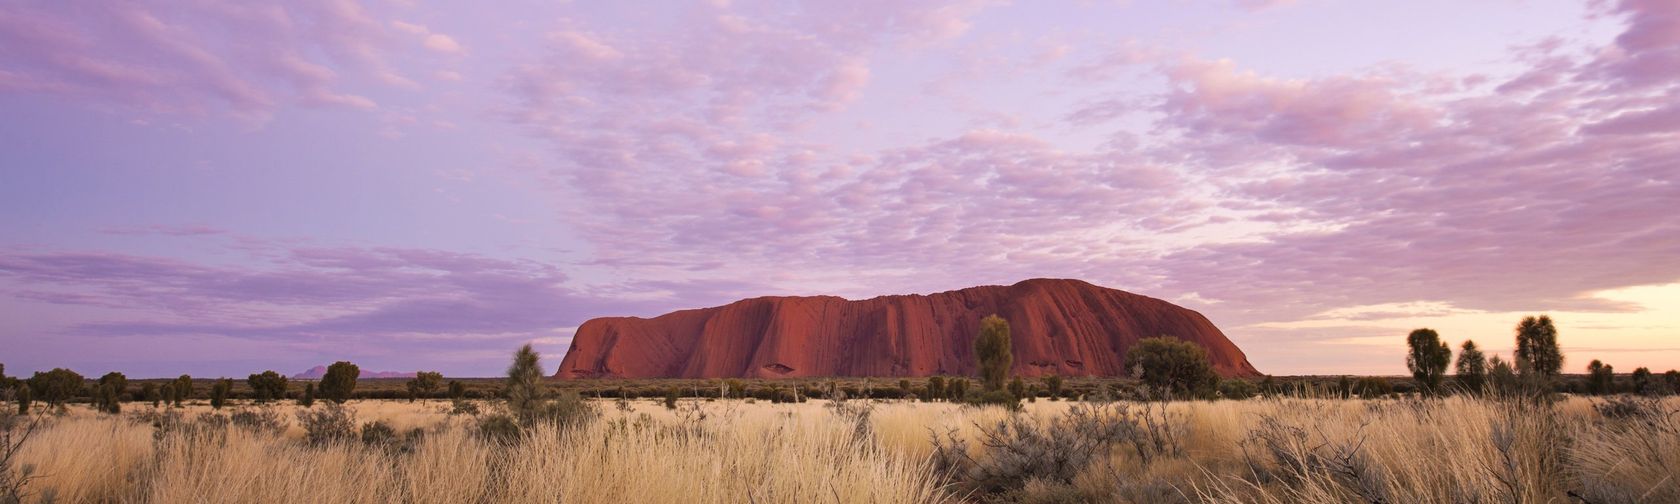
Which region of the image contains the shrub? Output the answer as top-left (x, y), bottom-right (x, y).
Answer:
top-left (246, 371), bottom-right (288, 403)
top-left (407, 371), bottom-right (443, 401)
top-left (298, 383), bottom-right (315, 407)
top-left (95, 383), bottom-right (121, 414)
top-left (968, 389), bottom-right (1020, 410)
top-left (1044, 375), bottom-right (1063, 400)
top-left (360, 420), bottom-right (397, 447)
top-left (475, 414), bottom-right (522, 445)
top-left (1353, 377), bottom-right (1391, 399)
top-left (1008, 377), bottom-right (1027, 400)
top-left (296, 403), bottom-right (357, 446)
top-left (449, 399), bottom-right (481, 416)
top-left (448, 380), bottom-right (466, 399)
top-left (948, 378), bottom-right (969, 401)
top-left (172, 375), bottom-right (192, 405)
top-left (1124, 337), bottom-right (1218, 399)
top-left (530, 390), bottom-right (599, 430)
top-left (319, 362), bottom-right (359, 403)
top-left (15, 387), bottom-right (29, 415)
top-left (975, 314), bottom-right (1013, 392)
top-left (209, 379), bottom-right (232, 409)
top-left (1587, 360), bottom-right (1615, 395)
top-left (1630, 367), bottom-right (1654, 395)
top-left (931, 400), bottom-right (1182, 497)
top-left (664, 387), bottom-right (679, 409)
top-left (97, 372), bottom-right (128, 401)
top-left (1406, 328), bottom-right (1452, 396)
top-left (229, 408), bottom-right (286, 435)
top-left (1219, 379), bottom-right (1258, 400)
top-left (927, 376), bottom-right (947, 402)
top-left (140, 382), bottom-right (159, 407)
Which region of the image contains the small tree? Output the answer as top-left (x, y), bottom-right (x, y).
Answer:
top-left (27, 368), bottom-right (85, 407)
top-left (447, 380), bottom-right (466, 400)
top-left (1405, 329), bottom-right (1452, 396)
top-left (898, 379), bottom-right (912, 400)
top-left (95, 372), bottom-right (128, 412)
top-left (1631, 367), bottom-right (1653, 395)
top-left (95, 383), bottom-right (121, 414)
top-left (926, 377), bottom-right (946, 402)
top-left (1124, 336), bottom-right (1218, 398)
top-left (210, 378), bottom-right (232, 409)
top-left (299, 383), bottom-right (316, 407)
top-left (408, 371), bottom-right (444, 401)
top-left (663, 387), bottom-right (679, 409)
top-left (1007, 377), bottom-right (1026, 399)
top-left (140, 382), bottom-right (159, 407)
top-left (505, 344), bottom-right (545, 423)
top-left (1587, 360), bottom-right (1615, 395)
top-left (1514, 315), bottom-right (1562, 377)
top-left (319, 361), bottom-right (360, 403)
top-left (246, 371), bottom-right (288, 403)
top-left (15, 386), bottom-right (29, 414)
top-left (1667, 370), bottom-right (1680, 394)
top-left (1487, 356), bottom-right (1518, 395)
top-left (973, 314), bottom-right (1013, 392)
top-left (172, 375), bottom-right (192, 405)
top-left (1043, 375), bottom-right (1063, 400)
top-left (159, 383), bottom-right (175, 409)
top-left (948, 378), bottom-right (968, 401)
top-left (1454, 340), bottom-right (1487, 394)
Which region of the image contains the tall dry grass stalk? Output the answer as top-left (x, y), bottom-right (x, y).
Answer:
top-left (3, 395), bottom-right (1677, 503)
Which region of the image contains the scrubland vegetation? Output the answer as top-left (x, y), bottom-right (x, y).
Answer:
top-left (1, 392), bottom-right (1677, 503)
top-left (3, 314), bottom-right (1678, 503)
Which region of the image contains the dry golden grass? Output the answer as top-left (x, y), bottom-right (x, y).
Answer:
top-left (5, 395), bottom-right (1678, 503)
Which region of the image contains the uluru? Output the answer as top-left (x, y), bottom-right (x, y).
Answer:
top-left (557, 278), bottom-right (1259, 379)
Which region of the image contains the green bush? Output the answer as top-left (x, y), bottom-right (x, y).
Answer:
top-left (296, 403), bottom-right (356, 446)
top-left (246, 371), bottom-right (288, 403)
top-left (475, 414), bottom-right (521, 445)
top-left (319, 362), bottom-right (359, 403)
top-left (1219, 379), bottom-right (1258, 400)
top-left (1124, 337), bottom-right (1218, 399)
top-left (209, 379), bottom-right (232, 409)
top-left (974, 315), bottom-right (1013, 392)
top-left (27, 368), bottom-right (85, 406)
top-left (360, 420), bottom-right (397, 447)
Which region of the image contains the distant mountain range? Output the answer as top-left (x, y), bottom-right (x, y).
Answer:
top-left (291, 365), bottom-right (417, 380)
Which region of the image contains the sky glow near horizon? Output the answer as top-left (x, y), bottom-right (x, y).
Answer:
top-left (2, 0), bottom-right (1677, 378)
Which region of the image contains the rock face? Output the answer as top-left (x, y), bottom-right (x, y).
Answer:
top-left (556, 279), bottom-right (1260, 379)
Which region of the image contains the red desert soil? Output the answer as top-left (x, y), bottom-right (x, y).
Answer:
top-left (556, 278), bottom-right (1260, 379)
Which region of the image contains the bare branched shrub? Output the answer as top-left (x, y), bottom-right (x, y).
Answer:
top-left (229, 407), bottom-right (287, 435)
top-left (475, 414), bottom-right (521, 445)
top-left (1571, 396), bottom-right (1680, 503)
top-left (1239, 408), bottom-right (1392, 504)
top-left (1484, 401), bottom-right (1567, 504)
top-left (0, 412), bottom-right (46, 504)
top-left (449, 399), bottom-right (480, 416)
top-left (930, 400), bottom-right (1187, 498)
top-left (296, 403), bottom-right (356, 446)
top-left (827, 397), bottom-right (875, 441)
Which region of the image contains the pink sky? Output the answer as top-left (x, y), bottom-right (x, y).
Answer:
top-left (2, 0), bottom-right (1677, 377)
